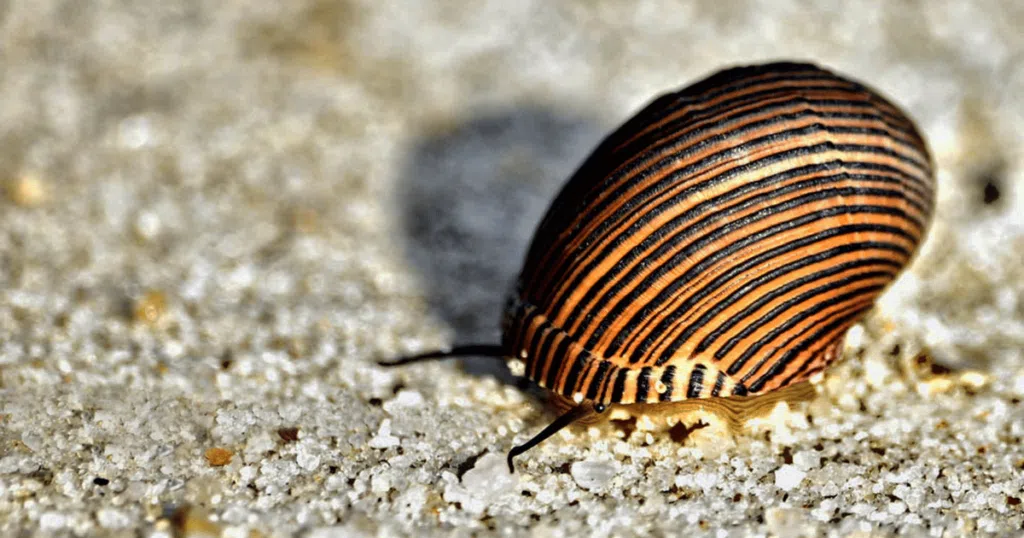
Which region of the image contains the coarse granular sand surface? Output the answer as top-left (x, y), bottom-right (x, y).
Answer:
top-left (1, 1), bottom-right (1023, 537)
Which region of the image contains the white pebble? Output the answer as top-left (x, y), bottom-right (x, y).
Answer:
top-left (371, 472), bottom-right (391, 495)
top-left (133, 211), bottom-right (162, 241)
top-left (296, 449), bottom-right (321, 472)
top-left (223, 527), bottom-right (252, 538)
top-left (442, 453), bottom-right (514, 515)
top-left (21, 432), bottom-right (44, 452)
top-left (774, 464), bottom-right (807, 491)
top-left (1007, 368), bottom-right (1024, 393)
top-left (792, 450), bottom-right (820, 471)
top-left (692, 471), bottom-right (719, 492)
top-left (383, 390), bottom-right (425, 412)
top-left (845, 323), bottom-right (866, 350)
top-left (864, 357), bottom-right (893, 387)
top-left (570, 460), bottom-right (616, 491)
top-left (279, 404), bottom-right (303, 423)
top-left (97, 508), bottom-right (131, 529)
top-left (39, 512), bottom-right (66, 531)
top-left (462, 453), bottom-right (513, 495)
top-left (118, 115), bottom-right (155, 148)
top-left (368, 419), bottom-right (400, 449)
top-left (244, 431), bottom-right (276, 458)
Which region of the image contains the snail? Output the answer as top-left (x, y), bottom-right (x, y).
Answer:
top-left (382, 62), bottom-right (934, 471)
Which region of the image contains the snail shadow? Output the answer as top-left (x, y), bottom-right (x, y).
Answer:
top-left (395, 106), bottom-right (605, 382)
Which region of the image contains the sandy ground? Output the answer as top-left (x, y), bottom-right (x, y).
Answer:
top-left (1, 1), bottom-right (1022, 536)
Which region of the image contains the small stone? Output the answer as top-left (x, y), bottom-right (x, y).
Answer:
top-left (371, 472), bottom-right (391, 495)
top-left (394, 484), bottom-right (429, 513)
top-left (133, 211), bottom-right (162, 241)
top-left (238, 466), bottom-right (257, 484)
top-left (837, 393), bottom-right (860, 411)
top-left (133, 290), bottom-right (168, 326)
top-left (245, 431), bottom-right (276, 457)
top-left (204, 447), bottom-right (234, 467)
top-left (21, 432), bottom-right (44, 452)
top-left (692, 470), bottom-right (719, 492)
top-left (920, 377), bottom-right (954, 396)
top-left (383, 390), bottom-right (425, 413)
top-left (570, 460), bottom-right (616, 491)
top-left (277, 427), bottom-right (300, 443)
top-left (844, 323), bottom-right (866, 350)
top-left (442, 454), bottom-right (515, 515)
top-left (393, 389), bottom-right (424, 407)
top-left (774, 464), bottom-right (806, 491)
top-left (507, 358), bottom-right (526, 377)
top-left (6, 173), bottom-right (48, 207)
top-left (792, 450), bottom-right (820, 471)
top-left (1012, 372), bottom-right (1024, 396)
top-left (296, 447), bottom-right (321, 472)
top-left (368, 419), bottom-right (400, 449)
top-left (864, 357), bottom-right (893, 388)
top-left (462, 453), bottom-right (514, 494)
top-left (959, 371), bottom-right (989, 389)
top-left (39, 512), bottom-right (66, 531)
top-left (97, 508), bottom-right (132, 529)
top-left (118, 115), bottom-right (155, 148)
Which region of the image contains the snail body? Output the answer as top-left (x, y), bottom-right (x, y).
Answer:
top-left (385, 62), bottom-right (935, 470)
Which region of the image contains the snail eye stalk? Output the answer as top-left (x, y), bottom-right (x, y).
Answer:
top-left (506, 401), bottom-right (606, 473)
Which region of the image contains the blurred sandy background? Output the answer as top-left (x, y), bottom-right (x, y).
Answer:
top-left (1, 1), bottom-right (1022, 536)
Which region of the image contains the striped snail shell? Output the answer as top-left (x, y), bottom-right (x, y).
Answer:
top-left (384, 62), bottom-right (935, 471)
